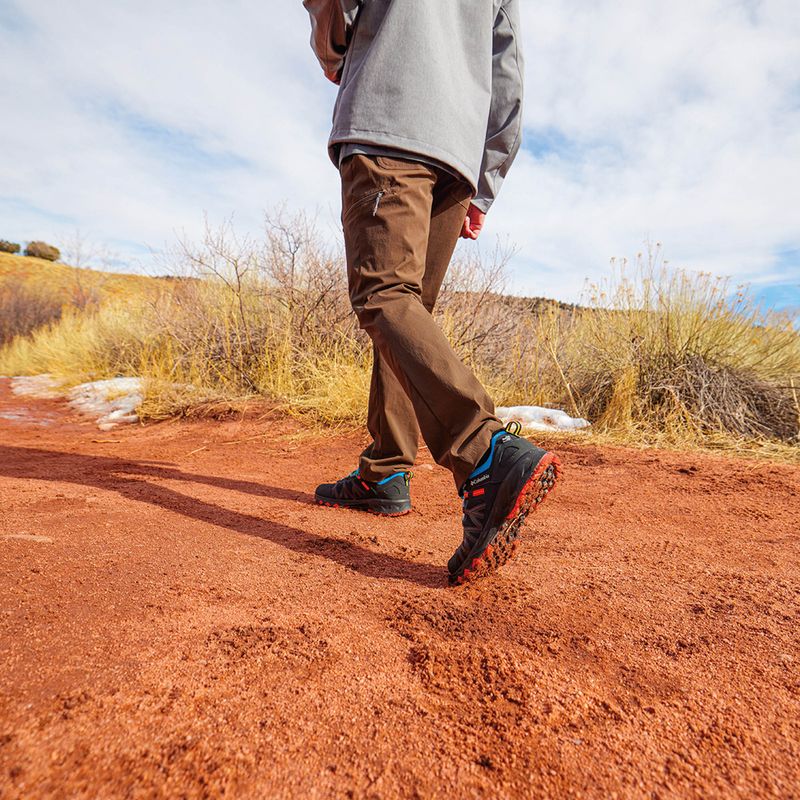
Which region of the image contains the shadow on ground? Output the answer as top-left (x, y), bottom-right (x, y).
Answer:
top-left (0, 445), bottom-right (444, 588)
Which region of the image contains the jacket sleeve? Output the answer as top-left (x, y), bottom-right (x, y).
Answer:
top-left (473, 0), bottom-right (524, 213)
top-left (302, 0), bottom-right (361, 84)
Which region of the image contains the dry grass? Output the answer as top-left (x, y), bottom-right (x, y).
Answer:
top-left (0, 279), bottom-right (64, 346)
top-left (0, 223), bottom-right (797, 461)
top-left (566, 247), bottom-right (799, 447)
top-left (0, 251), bottom-right (157, 300)
top-left (0, 251), bottom-right (165, 346)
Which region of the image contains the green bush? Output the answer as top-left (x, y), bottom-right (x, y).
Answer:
top-left (0, 240), bottom-right (21, 254)
top-left (24, 241), bottom-right (60, 261)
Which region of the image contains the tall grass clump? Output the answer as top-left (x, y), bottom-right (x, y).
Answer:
top-left (564, 246), bottom-right (800, 446)
top-left (0, 301), bottom-right (150, 381)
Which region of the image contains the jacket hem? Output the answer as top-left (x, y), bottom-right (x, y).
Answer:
top-left (328, 128), bottom-right (479, 194)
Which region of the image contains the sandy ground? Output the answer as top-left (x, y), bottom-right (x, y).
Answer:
top-left (0, 378), bottom-right (798, 799)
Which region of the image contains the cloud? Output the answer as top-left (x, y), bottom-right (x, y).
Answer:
top-left (1, 0), bottom-right (798, 303)
top-left (497, 0), bottom-right (800, 298)
top-left (0, 1), bottom-right (341, 260)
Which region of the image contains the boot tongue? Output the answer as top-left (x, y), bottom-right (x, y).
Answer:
top-left (460, 426), bottom-right (514, 497)
top-left (466, 429), bottom-right (505, 481)
top-left (466, 472), bottom-right (490, 492)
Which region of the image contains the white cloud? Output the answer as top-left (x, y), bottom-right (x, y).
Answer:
top-left (0, 1), bottom-right (341, 259)
top-left (1, 0), bottom-right (798, 302)
top-left (497, 0), bottom-right (800, 298)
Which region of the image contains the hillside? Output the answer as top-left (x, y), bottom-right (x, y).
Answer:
top-left (0, 251), bottom-right (164, 302)
top-left (0, 252), bottom-right (183, 348)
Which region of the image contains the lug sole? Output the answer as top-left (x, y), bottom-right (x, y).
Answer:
top-left (314, 496), bottom-right (412, 517)
top-left (449, 453), bottom-right (561, 586)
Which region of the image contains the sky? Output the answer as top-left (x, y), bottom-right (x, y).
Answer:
top-left (1, 0), bottom-right (799, 308)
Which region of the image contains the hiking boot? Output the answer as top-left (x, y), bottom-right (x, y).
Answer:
top-left (314, 469), bottom-right (413, 516)
top-left (448, 422), bottom-right (561, 585)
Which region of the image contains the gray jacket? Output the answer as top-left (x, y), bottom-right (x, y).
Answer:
top-left (303, 0), bottom-right (524, 212)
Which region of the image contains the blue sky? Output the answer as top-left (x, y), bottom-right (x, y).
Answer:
top-left (1, 0), bottom-right (799, 307)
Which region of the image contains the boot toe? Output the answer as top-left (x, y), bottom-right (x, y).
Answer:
top-left (447, 543), bottom-right (468, 575)
top-left (315, 482), bottom-right (337, 500)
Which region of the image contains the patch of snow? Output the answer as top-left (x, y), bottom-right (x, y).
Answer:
top-left (67, 378), bottom-right (143, 430)
top-left (9, 374), bottom-right (62, 398)
top-left (9, 374), bottom-right (143, 429)
top-left (497, 405), bottom-right (591, 433)
top-left (0, 409), bottom-right (58, 427)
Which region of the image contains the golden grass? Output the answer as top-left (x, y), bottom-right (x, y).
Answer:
top-left (0, 302), bottom-right (146, 382)
top-left (566, 256), bottom-right (799, 444)
top-left (0, 251), bottom-right (157, 302)
top-left (0, 251), bottom-right (171, 346)
top-left (0, 227), bottom-right (797, 462)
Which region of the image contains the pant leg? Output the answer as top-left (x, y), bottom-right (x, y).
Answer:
top-left (341, 153), bottom-right (503, 490)
top-left (358, 342), bottom-right (419, 477)
top-left (358, 166), bottom-right (473, 479)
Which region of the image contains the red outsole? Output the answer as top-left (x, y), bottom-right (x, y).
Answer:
top-left (451, 453), bottom-right (562, 586)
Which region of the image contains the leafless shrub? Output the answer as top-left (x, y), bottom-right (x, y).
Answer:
top-left (262, 209), bottom-right (357, 343)
top-left (135, 212), bottom-right (356, 414)
top-left (436, 242), bottom-right (515, 359)
top-left (56, 230), bottom-right (114, 310)
top-left (0, 278), bottom-right (63, 345)
top-left (57, 229), bottom-right (117, 271)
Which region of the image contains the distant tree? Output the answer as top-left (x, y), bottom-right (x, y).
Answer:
top-left (24, 241), bottom-right (60, 261)
top-left (0, 240), bottom-right (21, 254)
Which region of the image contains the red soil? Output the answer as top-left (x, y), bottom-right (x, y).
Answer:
top-left (0, 378), bottom-right (798, 799)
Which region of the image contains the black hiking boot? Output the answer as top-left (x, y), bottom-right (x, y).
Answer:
top-left (315, 469), bottom-right (413, 517)
top-left (448, 422), bottom-right (561, 585)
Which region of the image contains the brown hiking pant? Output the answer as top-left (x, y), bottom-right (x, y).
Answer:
top-left (340, 153), bottom-right (503, 490)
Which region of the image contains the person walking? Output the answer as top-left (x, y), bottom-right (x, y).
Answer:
top-left (303, 0), bottom-right (560, 584)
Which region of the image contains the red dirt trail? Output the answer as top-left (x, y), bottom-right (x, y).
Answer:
top-left (0, 378), bottom-right (798, 799)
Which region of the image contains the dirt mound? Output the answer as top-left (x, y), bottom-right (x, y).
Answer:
top-left (0, 378), bottom-right (797, 798)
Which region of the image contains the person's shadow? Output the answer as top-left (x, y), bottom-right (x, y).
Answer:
top-left (0, 445), bottom-right (444, 588)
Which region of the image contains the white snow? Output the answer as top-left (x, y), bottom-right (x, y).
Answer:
top-left (67, 378), bottom-right (144, 431)
top-left (9, 374), bottom-right (143, 430)
top-left (9, 374), bottom-right (62, 398)
top-left (6, 375), bottom-right (590, 434)
top-left (496, 405), bottom-right (591, 432)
